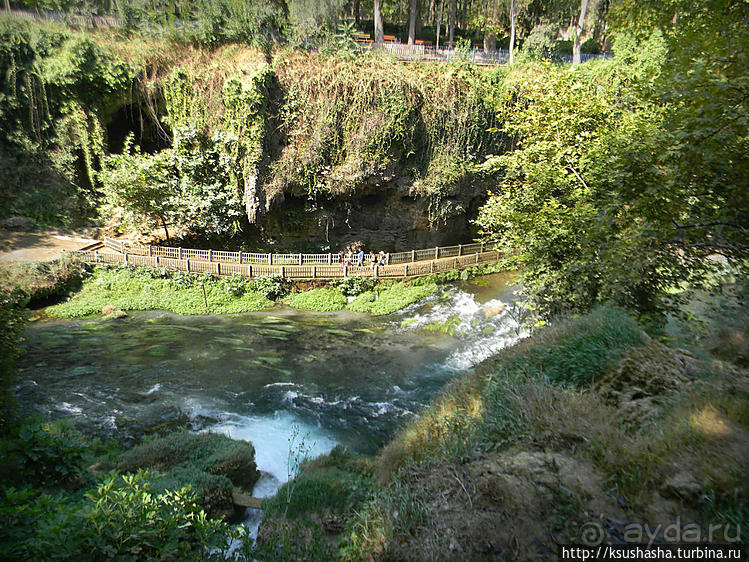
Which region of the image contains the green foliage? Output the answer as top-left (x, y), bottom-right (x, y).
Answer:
top-left (46, 265), bottom-right (273, 317)
top-left (0, 419), bottom-right (87, 488)
top-left (478, 5), bottom-right (748, 322)
top-left (84, 470), bottom-right (236, 559)
top-left (346, 282), bottom-right (437, 316)
top-left (263, 446), bottom-right (374, 520)
top-left (118, 431), bottom-right (259, 518)
top-left (117, 0), bottom-right (285, 49)
top-left (330, 275), bottom-right (378, 296)
top-left (485, 306), bottom-right (644, 388)
top-left (248, 274), bottom-right (290, 299)
top-left (283, 287), bottom-right (347, 312)
top-left (0, 290), bottom-right (27, 435)
top-left (0, 19), bottom-right (133, 223)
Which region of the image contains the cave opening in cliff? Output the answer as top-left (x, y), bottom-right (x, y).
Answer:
top-left (106, 103), bottom-right (171, 154)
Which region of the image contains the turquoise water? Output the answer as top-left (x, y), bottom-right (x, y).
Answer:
top-left (16, 273), bottom-right (522, 489)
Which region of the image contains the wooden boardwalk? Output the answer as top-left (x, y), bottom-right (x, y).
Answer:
top-left (67, 238), bottom-right (501, 280)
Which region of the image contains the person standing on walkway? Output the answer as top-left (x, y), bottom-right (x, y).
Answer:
top-left (357, 248), bottom-right (364, 267)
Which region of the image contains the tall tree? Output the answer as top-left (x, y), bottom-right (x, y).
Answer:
top-left (508, 0), bottom-right (516, 63)
top-left (354, 0), bottom-right (360, 26)
top-left (408, 0), bottom-right (419, 44)
top-left (374, 0), bottom-right (384, 42)
top-left (436, 0), bottom-right (444, 46)
top-left (448, 0), bottom-right (456, 44)
top-left (572, 0), bottom-right (590, 63)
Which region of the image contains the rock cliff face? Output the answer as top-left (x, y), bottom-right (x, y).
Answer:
top-left (254, 176), bottom-right (489, 251)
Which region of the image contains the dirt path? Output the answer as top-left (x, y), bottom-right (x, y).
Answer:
top-left (0, 230), bottom-right (98, 263)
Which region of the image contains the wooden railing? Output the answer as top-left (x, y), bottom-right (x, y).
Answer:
top-left (64, 239), bottom-right (502, 280)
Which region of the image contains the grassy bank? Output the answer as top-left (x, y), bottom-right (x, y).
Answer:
top-left (46, 266), bottom-right (273, 317)
top-left (43, 264), bottom-right (460, 317)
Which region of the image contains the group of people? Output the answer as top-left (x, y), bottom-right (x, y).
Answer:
top-left (338, 249), bottom-right (387, 268)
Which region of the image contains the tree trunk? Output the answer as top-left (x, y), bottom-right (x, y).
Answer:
top-left (508, 0), bottom-right (516, 64)
top-left (428, 0), bottom-right (435, 25)
top-left (408, 0), bottom-right (418, 44)
top-left (572, 0), bottom-right (590, 64)
top-left (374, 0), bottom-right (384, 43)
top-left (483, 0), bottom-right (496, 51)
top-left (159, 215), bottom-right (170, 241)
top-left (436, 0), bottom-right (444, 47)
top-left (354, 0), bottom-right (360, 26)
top-left (448, 0), bottom-right (456, 45)
top-left (4, 0), bottom-right (11, 11)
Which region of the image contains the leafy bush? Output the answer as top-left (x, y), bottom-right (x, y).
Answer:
top-left (330, 275), bottom-right (378, 296)
top-left (0, 290), bottom-right (27, 434)
top-left (249, 274), bottom-right (290, 300)
top-left (0, 420), bottom-right (86, 488)
top-left (283, 288), bottom-right (347, 312)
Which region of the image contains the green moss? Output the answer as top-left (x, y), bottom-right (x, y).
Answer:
top-left (118, 431), bottom-right (260, 518)
top-left (347, 282), bottom-right (438, 316)
top-left (45, 266), bottom-right (273, 317)
top-left (283, 288), bottom-right (347, 312)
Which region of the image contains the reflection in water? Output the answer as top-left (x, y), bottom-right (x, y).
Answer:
top-left (17, 273), bottom-right (523, 511)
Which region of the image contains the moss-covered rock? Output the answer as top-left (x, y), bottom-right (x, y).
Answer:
top-left (118, 431), bottom-right (260, 519)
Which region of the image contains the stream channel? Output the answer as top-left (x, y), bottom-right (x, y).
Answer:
top-left (16, 272), bottom-right (524, 536)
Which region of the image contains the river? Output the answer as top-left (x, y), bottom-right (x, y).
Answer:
top-left (15, 272), bottom-right (523, 531)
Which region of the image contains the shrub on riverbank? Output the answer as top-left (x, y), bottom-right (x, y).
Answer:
top-left (283, 287), bottom-right (347, 312)
top-left (46, 266), bottom-right (273, 317)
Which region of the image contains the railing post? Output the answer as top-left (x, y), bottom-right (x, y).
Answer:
top-left (208, 249), bottom-right (213, 262)
top-left (411, 249), bottom-right (416, 262)
top-left (280, 266), bottom-right (285, 278)
top-left (268, 253), bottom-right (272, 265)
top-left (327, 253), bottom-right (332, 265)
top-left (238, 251), bottom-right (242, 264)
top-left (343, 265), bottom-right (348, 277)
top-left (148, 245), bottom-right (152, 256)
top-left (298, 253), bottom-right (302, 265)
top-left (404, 263), bottom-right (408, 276)
top-left (386, 253), bottom-right (390, 265)
top-left (248, 264), bottom-right (252, 277)
top-left (458, 244), bottom-right (462, 256)
top-left (430, 261), bottom-right (434, 273)
top-left (312, 266), bottom-right (316, 278)
top-left (374, 265), bottom-right (378, 278)
top-left (216, 262), bottom-right (221, 275)
top-left (480, 241), bottom-right (485, 253)
top-left (185, 258), bottom-right (190, 272)
top-left (156, 256), bottom-right (160, 266)
top-left (435, 247), bottom-right (440, 259)
top-left (475, 253), bottom-right (479, 264)
top-left (124, 253), bottom-right (129, 264)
